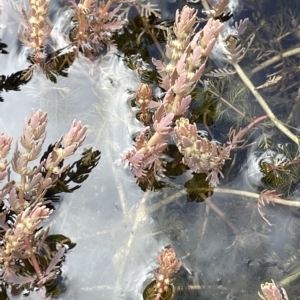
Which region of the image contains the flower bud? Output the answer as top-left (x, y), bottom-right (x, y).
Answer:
top-left (29, 109), bottom-right (48, 140)
top-left (174, 6), bottom-right (196, 40)
top-left (135, 83), bottom-right (152, 108)
top-left (259, 280), bottom-right (289, 300)
top-left (158, 247), bottom-right (182, 277)
top-left (63, 120), bottom-right (88, 147)
top-left (199, 18), bottom-right (223, 57)
top-left (0, 133), bottom-right (12, 159)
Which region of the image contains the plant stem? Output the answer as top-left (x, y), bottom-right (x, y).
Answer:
top-left (134, 5), bottom-right (165, 58)
top-left (171, 93), bottom-right (183, 114)
top-left (251, 46), bottom-right (300, 75)
top-left (138, 132), bottom-right (161, 155)
top-left (149, 187), bottom-right (300, 213)
top-left (232, 62), bottom-right (299, 145)
top-left (201, 0), bottom-right (211, 12)
top-left (83, 0), bottom-right (91, 8)
top-left (99, 0), bottom-right (113, 18)
top-left (230, 115), bottom-right (268, 147)
top-left (206, 86), bottom-right (245, 117)
top-left (280, 269), bottom-right (300, 286)
top-left (214, 188), bottom-right (300, 207)
top-left (205, 196), bottom-right (240, 233)
top-left (19, 175), bottom-right (25, 206)
top-left (24, 236), bottom-right (43, 279)
top-left (114, 191), bottom-right (150, 297)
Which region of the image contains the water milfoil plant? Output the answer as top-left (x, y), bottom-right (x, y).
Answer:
top-left (121, 4), bottom-right (270, 188)
top-left (143, 247), bottom-right (182, 300)
top-left (0, 109), bottom-right (93, 297)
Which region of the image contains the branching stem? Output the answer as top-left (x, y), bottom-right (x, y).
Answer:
top-left (251, 46), bottom-right (300, 75)
top-left (205, 85), bottom-right (245, 117)
top-left (149, 187), bottom-right (300, 214)
top-left (232, 62), bottom-right (299, 145)
top-left (171, 93), bottom-right (183, 114)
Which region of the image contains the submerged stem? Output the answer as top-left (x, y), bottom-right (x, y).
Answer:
top-left (149, 187), bottom-right (300, 214)
top-left (232, 62), bottom-right (300, 145)
top-left (251, 46), bottom-right (300, 75)
top-left (205, 85), bottom-right (245, 117)
top-left (214, 188), bottom-right (300, 207)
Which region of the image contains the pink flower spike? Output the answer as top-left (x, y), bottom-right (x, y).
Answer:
top-left (258, 280), bottom-right (289, 300)
top-left (29, 109), bottom-right (48, 140)
top-left (200, 19), bottom-right (223, 51)
top-left (30, 109), bottom-right (47, 129)
top-left (174, 6), bottom-right (196, 38)
top-left (188, 45), bottom-right (203, 68)
top-left (190, 31), bottom-right (201, 51)
top-left (158, 247), bottom-right (182, 276)
top-left (0, 133), bottom-right (13, 159)
top-left (63, 120), bottom-right (88, 147)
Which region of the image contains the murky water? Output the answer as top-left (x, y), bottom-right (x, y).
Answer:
top-left (1, 0), bottom-right (300, 299)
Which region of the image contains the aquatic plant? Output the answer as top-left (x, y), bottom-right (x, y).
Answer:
top-left (258, 279), bottom-right (289, 300)
top-left (14, 0), bottom-right (160, 84)
top-left (135, 83), bottom-right (160, 125)
top-left (121, 3), bottom-right (277, 188)
top-left (143, 247), bottom-right (182, 300)
top-left (121, 5), bottom-right (229, 183)
top-left (153, 7), bottom-right (223, 116)
top-left (68, 0), bottom-right (134, 54)
top-left (119, 0), bottom-right (300, 233)
top-left (3, 0), bottom-right (300, 298)
top-left (0, 109), bottom-right (93, 296)
top-left (19, 0), bottom-right (53, 64)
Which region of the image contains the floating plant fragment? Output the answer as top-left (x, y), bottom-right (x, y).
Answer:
top-left (258, 279), bottom-right (289, 300)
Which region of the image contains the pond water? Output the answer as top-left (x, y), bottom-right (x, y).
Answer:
top-left (1, 0), bottom-right (300, 299)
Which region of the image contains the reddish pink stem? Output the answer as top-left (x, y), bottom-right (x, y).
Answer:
top-left (99, 0), bottom-right (113, 18)
top-left (231, 115), bottom-right (268, 147)
top-left (24, 236), bottom-right (43, 279)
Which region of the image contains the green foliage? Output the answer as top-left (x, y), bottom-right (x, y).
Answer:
top-left (45, 147), bottom-right (101, 195)
top-left (143, 280), bottom-right (174, 300)
top-left (0, 285), bottom-right (9, 300)
top-left (45, 234), bottom-right (76, 252)
top-left (190, 89), bottom-right (218, 125)
top-left (0, 68), bottom-right (32, 102)
top-left (184, 173), bottom-right (212, 202)
top-left (164, 145), bottom-right (188, 177)
top-left (42, 49), bottom-right (76, 83)
top-left (259, 145), bottom-right (300, 195)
